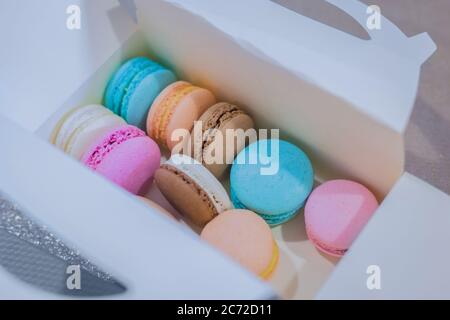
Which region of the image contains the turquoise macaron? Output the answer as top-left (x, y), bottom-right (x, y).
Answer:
top-left (103, 57), bottom-right (177, 129)
top-left (230, 139), bottom-right (314, 226)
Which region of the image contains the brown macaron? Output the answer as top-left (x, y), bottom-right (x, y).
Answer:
top-left (154, 154), bottom-right (233, 229)
top-left (184, 102), bottom-right (255, 178)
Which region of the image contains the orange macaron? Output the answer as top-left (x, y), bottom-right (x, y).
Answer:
top-left (201, 209), bottom-right (279, 280)
top-left (146, 81), bottom-right (216, 151)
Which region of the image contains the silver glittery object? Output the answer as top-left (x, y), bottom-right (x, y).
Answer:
top-left (0, 191), bottom-right (112, 281)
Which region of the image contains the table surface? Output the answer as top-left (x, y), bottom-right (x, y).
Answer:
top-left (275, 0), bottom-right (450, 195)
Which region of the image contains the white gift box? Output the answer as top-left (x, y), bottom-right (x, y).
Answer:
top-left (0, 0), bottom-right (449, 299)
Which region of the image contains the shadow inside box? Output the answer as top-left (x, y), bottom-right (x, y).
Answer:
top-left (268, 207), bottom-right (340, 299)
top-left (82, 0), bottom-right (139, 72)
top-left (269, 246), bottom-right (299, 299)
top-left (280, 211), bottom-right (340, 265)
top-left (280, 209), bottom-right (309, 243)
top-left (271, 0), bottom-right (371, 40)
top-left (105, 3), bottom-right (138, 41)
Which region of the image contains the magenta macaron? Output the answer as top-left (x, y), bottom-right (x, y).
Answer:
top-left (82, 124), bottom-right (161, 194)
top-left (305, 180), bottom-right (379, 257)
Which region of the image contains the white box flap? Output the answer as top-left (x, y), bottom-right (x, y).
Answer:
top-left (0, 115), bottom-right (275, 299)
top-left (162, 0), bottom-right (435, 132)
top-left (317, 173), bottom-right (450, 299)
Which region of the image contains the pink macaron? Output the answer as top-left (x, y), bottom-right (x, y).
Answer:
top-left (305, 180), bottom-right (379, 257)
top-left (82, 124), bottom-right (161, 194)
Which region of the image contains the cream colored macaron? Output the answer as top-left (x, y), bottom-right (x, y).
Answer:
top-left (51, 104), bottom-right (125, 159)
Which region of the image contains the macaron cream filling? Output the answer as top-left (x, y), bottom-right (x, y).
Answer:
top-left (201, 104), bottom-right (245, 151)
top-left (63, 111), bottom-right (117, 153)
top-left (259, 242), bottom-right (279, 280)
top-left (107, 58), bottom-right (156, 114)
top-left (306, 226), bottom-right (348, 256)
top-left (119, 64), bottom-right (163, 118)
top-left (65, 114), bottom-right (124, 156)
top-left (149, 81), bottom-right (189, 140)
top-left (54, 105), bottom-right (110, 150)
top-left (164, 154), bottom-right (232, 215)
top-left (151, 82), bottom-right (197, 144)
top-left (84, 126), bottom-right (145, 170)
top-left (230, 186), bottom-right (301, 226)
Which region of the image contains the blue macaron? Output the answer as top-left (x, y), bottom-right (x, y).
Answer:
top-left (230, 139), bottom-right (314, 226)
top-left (104, 57), bottom-right (176, 129)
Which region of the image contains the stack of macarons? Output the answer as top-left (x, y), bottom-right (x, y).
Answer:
top-left (50, 55), bottom-right (381, 281)
top-left (51, 56), bottom-right (178, 195)
top-left (104, 56), bottom-right (177, 129)
top-left (51, 104), bottom-right (161, 195)
top-left (51, 104), bottom-right (126, 160)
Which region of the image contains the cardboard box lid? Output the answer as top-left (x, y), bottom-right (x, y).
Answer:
top-left (317, 173), bottom-right (450, 299)
top-left (0, 115), bottom-right (275, 299)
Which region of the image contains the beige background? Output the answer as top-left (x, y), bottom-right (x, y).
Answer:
top-left (275, 0), bottom-right (450, 194)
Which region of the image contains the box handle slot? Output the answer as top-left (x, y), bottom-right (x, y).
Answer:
top-left (325, 0), bottom-right (436, 63)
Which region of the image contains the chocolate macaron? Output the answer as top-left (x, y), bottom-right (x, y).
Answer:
top-left (186, 102), bottom-right (254, 178)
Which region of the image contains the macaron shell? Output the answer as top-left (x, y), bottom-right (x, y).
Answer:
top-left (146, 81), bottom-right (192, 143)
top-left (155, 154), bottom-right (232, 228)
top-left (66, 114), bottom-right (125, 159)
top-left (305, 180), bottom-right (379, 256)
top-left (200, 110), bottom-right (254, 178)
top-left (114, 64), bottom-right (162, 117)
top-left (260, 242), bottom-right (279, 279)
top-left (147, 81), bottom-right (216, 151)
top-left (201, 210), bottom-right (277, 279)
top-left (155, 167), bottom-right (219, 227)
top-left (230, 186), bottom-right (299, 226)
top-left (94, 136), bottom-right (161, 194)
top-left (104, 57), bottom-right (157, 115)
top-left (164, 88), bottom-right (216, 150)
top-left (52, 105), bottom-right (109, 150)
top-left (306, 230), bottom-right (345, 257)
top-left (123, 69), bottom-right (177, 129)
top-left (230, 140), bottom-right (314, 225)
